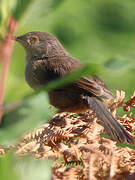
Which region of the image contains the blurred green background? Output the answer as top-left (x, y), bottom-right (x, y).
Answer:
top-left (1, 0), bottom-right (135, 179)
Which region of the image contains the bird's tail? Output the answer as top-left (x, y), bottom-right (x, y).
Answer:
top-left (86, 96), bottom-right (135, 144)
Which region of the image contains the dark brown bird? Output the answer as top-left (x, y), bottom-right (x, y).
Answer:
top-left (14, 31), bottom-right (134, 144)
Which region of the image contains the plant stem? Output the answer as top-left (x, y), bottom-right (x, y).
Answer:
top-left (0, 16), bottom-right (18, 123)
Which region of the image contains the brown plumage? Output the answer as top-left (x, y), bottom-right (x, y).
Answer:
top-left (14, 31), bottom-right (135, 144)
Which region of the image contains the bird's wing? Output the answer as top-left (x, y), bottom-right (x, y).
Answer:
top-left (35, 57), bottom-right (114, 99)
top-left (73, 76), bottom-right (114, 99)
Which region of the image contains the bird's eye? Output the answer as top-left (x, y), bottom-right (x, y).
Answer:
top-left (28, 36), bottom-right (39, 45)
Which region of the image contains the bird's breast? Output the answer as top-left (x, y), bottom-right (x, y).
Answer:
top-left (25, 61), bottom-right (61, 89)
top-left (25, 62), bottom-right (48, 89)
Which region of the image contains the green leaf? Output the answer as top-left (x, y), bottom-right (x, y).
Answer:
top-left (0, 153), bottom-right (18, 180)
top-left (0, 152), bottom-right (53, 180)
top-left (20, 0), bottom-right (52, 25)
top-left (72, 113), bottom-right (79, 118)
top-left (116, 143), bottom-right (135, 150)
top-left (1, 92), bottom-right (53, 144)
top-left (104, 58), bottom-right (129, 71)
top-left (0, 0), bottom-right (10, 26)
top-left (15, 156), bottom-right (53, 180)
top-left (38, 63), bottom-right (100, 92)
top-left (12, 0), bottom-right (56, 24)
top-left (12, 0), bottom-right (35, 20)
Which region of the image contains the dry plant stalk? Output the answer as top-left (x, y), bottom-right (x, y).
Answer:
top-left (1, 90), bottom-right (135, 180)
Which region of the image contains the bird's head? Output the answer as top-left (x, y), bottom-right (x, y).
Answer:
top-left (13, 31), bottom-right (68, 61)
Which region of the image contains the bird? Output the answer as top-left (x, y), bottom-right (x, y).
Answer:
top-left (13, 31), bottom-right (135, 144)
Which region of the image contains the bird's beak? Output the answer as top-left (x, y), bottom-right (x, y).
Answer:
top-left (11, 36), bottom-right (25, 44)
top-left (11, 35), bottom-right (25, 43)
top-left (11, 35), bottom-right (28, 49)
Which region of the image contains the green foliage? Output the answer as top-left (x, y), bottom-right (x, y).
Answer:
top-left (116, 143), bottom-right (135, 150)
top-left (1, 0), bottom-right (135, 179)
top-left (0, 153), bottom-right (18, 180)
top-left (15, 157), bottom-right (52, 180)
top-left (1, 92), bottom-right (53, 144)
top-left (42, 63), bottom-right (100, 92)
top-left (12, 0), bottom-right (35, 21)
top-left (0, 153), bottom-right (52, 180)
top-left (93, 0), bottom-right (135, 33)
top-left (104, 58), bottom-right (129, 71)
